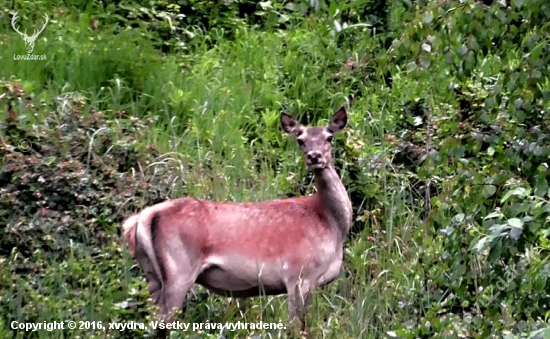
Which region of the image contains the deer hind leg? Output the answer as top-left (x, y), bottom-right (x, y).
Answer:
top-left (134, 244), bottom-right (164, 307)
top-left (160, 277), bottom-right (196, 319)
top-left (156, 252), bottom-right (203, 320)
top-left (146, 268), bottom-right (163, 305)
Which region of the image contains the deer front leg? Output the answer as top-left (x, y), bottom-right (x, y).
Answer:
top-left (297, 291), bottom-right (312, 332)
top-left (286, 289), bottom-right (302, 337)
top-left (286, 280), bottom-right (313, 336)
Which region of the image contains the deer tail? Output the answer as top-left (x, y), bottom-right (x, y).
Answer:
top-left (122, 214), bottom-right (140, 257)
top-left (123, 209), bottom-right (167, 309)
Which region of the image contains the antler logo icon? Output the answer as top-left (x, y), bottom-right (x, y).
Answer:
top-left (11, 11), bottom-right (49, 54)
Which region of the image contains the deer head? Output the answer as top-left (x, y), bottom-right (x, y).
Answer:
top-left (12, 11), bottom-right (49, 54)
top-left (281, 107), bottom-right (348, 171)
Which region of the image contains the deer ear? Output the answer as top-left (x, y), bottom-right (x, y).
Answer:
top-left (328, 107), bottom-right (347, 133)
top-left (280, 112), bottom-right (303, 136)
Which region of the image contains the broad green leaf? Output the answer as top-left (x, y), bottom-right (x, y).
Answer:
top-left (508, 218), bottom-right (524, 240)
top-left (512, 0), bottom-right (525, 9)
top-left (453, 264), bottom-right (466, 276)
top-left (484, 211), bottom-right (502, 220)
top-left (482, 185), bottom-right (497, 198)
top-left (259, 1), bottom-right (272, 10)
top-left (501, 187), bottom-right (528, 203)
top-left (423, 12), bottom-right (433, 24)
top-left (535, 178), bottom-right (548, 198)
top-left (457, 44), bottom-right (468, 56)
top-left (522, 216), bottom-right (533, 223)
top-left (440, 227), bottom-right (454, 236)
top-left (473, 237), bottom-right (489, 253)
top-left (420, 56), bottom-right (431, 68)
top-left (488, 242), bottom-right (503, 262)
top-left (328, 1), bottom-right (338, 16)
top-left (529, 42), bottom-right (545, 62)
top-left (453, 213), bottom-right (465, 223)
top-left (509, 227), bottom-right (523, 240)
top-left (507, 218), bottom-right (523, 229)
top-left (485, 97), bottom-right (494, 108)
top-left (489, 224), bottom-right (507, 235)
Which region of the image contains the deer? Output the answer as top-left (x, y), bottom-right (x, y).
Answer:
top-left (11, 11), bottom-right (49, 54)
top-left (122, 107), bottom-right (353, 332)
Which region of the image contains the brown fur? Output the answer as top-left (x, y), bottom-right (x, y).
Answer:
top-left (122, 214), bottom-right (139, 256)
top-left (122, 107), bottom-right (353, 332)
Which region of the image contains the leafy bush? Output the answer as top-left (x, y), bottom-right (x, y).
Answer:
top-left (0, 79), bottom-right (183, 272)
top-left (2, 0), bottom-right (550, 338)
top-left (382, 0), bottom-right (550, 336)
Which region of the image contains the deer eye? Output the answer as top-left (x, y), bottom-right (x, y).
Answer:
top-left (327, 136), bottom-right (333, 143)
top-left (297, 139), bottom-right (305, 146)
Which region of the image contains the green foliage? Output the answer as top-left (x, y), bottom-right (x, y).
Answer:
top-left (1, 0), bottom-right (550, 338)
top-left (383, 0), bottom-right (550, 336)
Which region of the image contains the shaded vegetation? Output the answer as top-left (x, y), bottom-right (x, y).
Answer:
top-left (1, 0), bottom-right (549, 338)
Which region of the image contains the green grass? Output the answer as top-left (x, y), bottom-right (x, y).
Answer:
top-left (2, 1), bottom-right (550, 338)
top-left (0, 10), bottom-right (418, 338)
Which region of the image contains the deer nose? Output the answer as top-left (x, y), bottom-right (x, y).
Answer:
top-left (307, 151), bottom-right (322, 163)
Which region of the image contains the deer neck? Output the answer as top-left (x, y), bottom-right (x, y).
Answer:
top-left (313, 163), bottom-right (353, 240)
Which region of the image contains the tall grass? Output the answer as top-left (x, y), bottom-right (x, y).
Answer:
top-left (0, 6), bottom-right (429, 339)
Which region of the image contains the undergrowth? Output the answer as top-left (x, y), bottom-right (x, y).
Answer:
top-left (1, 0), bottom-right (549, 338)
